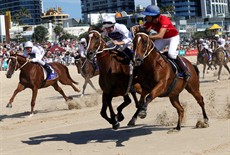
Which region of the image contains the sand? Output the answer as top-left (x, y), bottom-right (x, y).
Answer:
top-left (0, 56), bottom-right (229, 155)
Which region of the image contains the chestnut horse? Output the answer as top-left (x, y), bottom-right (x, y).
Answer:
top-left (6, 52), bottom-right (81, 115)
top-left (132, 32), bottom-right (209, 131)
top-left (211, 47), bottom-right (230, 81)
top-left (75, 54), bottom-right (99, 96)
top-left (86, 30), bottom-right (142, 129)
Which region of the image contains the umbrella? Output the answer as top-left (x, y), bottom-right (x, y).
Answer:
top-left (209, 24), bottom-right (222, 30)
top-left (49, 45), bottom-right (65, 52)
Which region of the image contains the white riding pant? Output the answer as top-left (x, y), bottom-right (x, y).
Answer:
top-left (154, 35), bottom-right (180, 59)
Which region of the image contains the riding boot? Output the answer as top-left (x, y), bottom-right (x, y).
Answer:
top-left (43, 63), bottom-right (52, 80)
top-left (175, 56), bottom-right (191, 81)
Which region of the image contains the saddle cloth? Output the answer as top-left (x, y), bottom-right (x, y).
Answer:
top-left (41, 65), bottom-right (58, 80)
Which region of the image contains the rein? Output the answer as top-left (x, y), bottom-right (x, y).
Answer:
top-left (9, 55), bottom-right (29, 71)
top-left (135, 32), bottom-right (155, 60)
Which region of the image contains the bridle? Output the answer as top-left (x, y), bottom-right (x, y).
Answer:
top-left (8, 55), bottom-right (29, 71)
top-left (87, 30), bottom-right (117, 57)
top-left (134, 32), bottom-right (155, 61)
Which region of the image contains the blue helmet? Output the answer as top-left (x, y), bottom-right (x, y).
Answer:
top-left (141, 5), bottom-right (160, 16)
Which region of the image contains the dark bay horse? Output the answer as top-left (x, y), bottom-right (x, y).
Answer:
top-left (6, 52), bottom-right (81, 115)
top-left (132, 32), bottom-right (209, 131)
top-left (211, 47), bottom-right (230, 81)
top-left (86, 30), bottom-right (142, 129)
top-left (196, 47), bottom-right (214, 79)
top-left (74, 54), bottom-right (99, 96)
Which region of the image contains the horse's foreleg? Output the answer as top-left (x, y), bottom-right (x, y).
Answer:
top-left (6, 83), bottom-right (25, 108)
top-left (138, 83), bottom-right (165, 119)
top-left (217, 65), bottom-right (223, 80)
top-left (169, 96), bottom-right (184, 131)
top-left (128, 89), bottom-right (147, 126)
top-left (100, 93), bottom-right (111, 124)
top-left (30, 88), bottom-right (38, 114)
top-left (87, 79), bottom-right (97, 91)
top-left (203, 64), bottom-right (206, 79)
top-left (81, 79), bottom-right (88, 96)
top-left (52, 82), bottom-right (69, 101)
top-left (102, 93), bottom-right (120, 129)
top-left (117, 95), bottom-right (132, 122)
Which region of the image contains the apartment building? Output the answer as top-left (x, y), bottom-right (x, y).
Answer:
top-left (80, 0), bottom-right (135, 23)
top-left (0, 0), bottom-right (42, 25)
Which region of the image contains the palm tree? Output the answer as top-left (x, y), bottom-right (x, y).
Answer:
top-left (54, 25), bottom-right (63, 41)
top-left (32, 26), bottom-right (49, 43)
top-left (12, 7), bottom-right (31, 25)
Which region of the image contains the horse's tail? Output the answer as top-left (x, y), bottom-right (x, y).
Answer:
top-left (193, 64), bottom-right (200, 78)
top-left (63, 64), bottom-right (79, 85)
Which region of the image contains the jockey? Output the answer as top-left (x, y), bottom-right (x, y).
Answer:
top-left (215, 34), bottom-right (229, 58)
top-left (202, 42), bottom-right (213, 60)
top-left (78, 38), bottom-right (87, 58)
top-left (101, 16), bottom-right (133, 62)
top-left (133, 5), bottom-right (190, 81)
top-left (24, 41), bottom-right (52, 79)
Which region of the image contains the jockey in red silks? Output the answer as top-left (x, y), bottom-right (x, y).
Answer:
top-left (133, 5), bottom-right (190, 81)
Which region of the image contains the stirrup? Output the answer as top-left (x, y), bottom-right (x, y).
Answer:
top-left (184, 72), bottom-right (191, 82)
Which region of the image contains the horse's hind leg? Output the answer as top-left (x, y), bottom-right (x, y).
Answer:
top-left (6, 83), bottom-right (25, 108)
top-left (117, 95), bottom-right (132, 122)
top-left (81, 79), bottom-right (88, 96)
top-left (59, 78), bottom-right (81, 93)
top-left (186, 87), bottom-right (209, 125)
top-left (52, 82), bottom-right (70, 101)
top-left (223, 64), bottom-right (230, 79)
top-left (169, 96), bottom-right (184, 131)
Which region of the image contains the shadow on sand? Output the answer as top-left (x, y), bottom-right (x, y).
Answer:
top-left (22, 125), bottom-right (170, 147)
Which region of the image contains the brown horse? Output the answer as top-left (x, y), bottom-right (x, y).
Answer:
top-left (86, 30), bottom-right (142, 129)
top-left (211, 47), bottom-right (230, 81)
top-left (132, 32), bottom-right (209, 131)
top-left (6, 52), bottom-right (81, 115)
top-left (74, 54), bottom-right (99, 96)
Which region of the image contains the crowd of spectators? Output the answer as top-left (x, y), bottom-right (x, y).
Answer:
top-left (0, 39), bottom-right (80, 71)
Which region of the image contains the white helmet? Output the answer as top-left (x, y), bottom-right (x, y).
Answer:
top-left (80, 38), bottom-right (87, 43)
top-left (24, 41), bottom-right (33, 48)
top-left (102, 16), bottom-right (116, 28)
top-left (214, 34), bottom-right (219, 38)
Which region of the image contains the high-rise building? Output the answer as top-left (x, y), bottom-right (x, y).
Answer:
top-left (155, 0), bottom-right (229, 19)
top-left (80, 0), bottom-right (135, 23)
top-left (0, 0), bottom-right (42, 25)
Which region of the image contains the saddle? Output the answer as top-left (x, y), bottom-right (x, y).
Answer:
top-left (41, 64), bottom-right (58, 81)
top-left (161, 52), bottom-right (184, 78)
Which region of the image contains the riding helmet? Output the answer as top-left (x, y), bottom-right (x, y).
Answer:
top-left (102, 16), bottom-right (116, 28)
top-left (141, 5), bottom-right (160, 16)
top-left (24, 41), bottom-right (33, 48)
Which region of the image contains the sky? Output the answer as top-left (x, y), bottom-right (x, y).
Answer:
top-left (43, 0), bottom-right (151, 19)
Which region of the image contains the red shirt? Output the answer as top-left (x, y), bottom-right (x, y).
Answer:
top-left (144, 15), bottom-right (178, 39)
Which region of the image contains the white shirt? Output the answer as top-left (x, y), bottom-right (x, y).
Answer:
top-left (102, 23), bottom-right (133, 44)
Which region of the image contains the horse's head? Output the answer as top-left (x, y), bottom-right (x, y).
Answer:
top-left (86, 30), bottom-right (104, 60)
top-left (133, 32), bottom-right (155, 66)
top-left (6, 52), bottom-right (28, 78)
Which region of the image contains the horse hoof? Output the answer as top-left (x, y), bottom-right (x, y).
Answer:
top-left (127, 118), bottom-right (136, 126)
top-left (138, 110), bottom-right (147, 119)
top-left (196, 120), bottom-right (209, 128)
top-left (112, 122), bottom-right (120, 130)
top-left (117, 114), bottom-right (124, 122)
top-left (6, 104), bottom-right (12, 108)
top-left (67, 96), bottom-right (73, 100)
top-left (167, 128), bottom-right (180, 134)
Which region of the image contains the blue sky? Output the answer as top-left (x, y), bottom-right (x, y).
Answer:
top-left (43, 0), bottom-right (151, 19)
